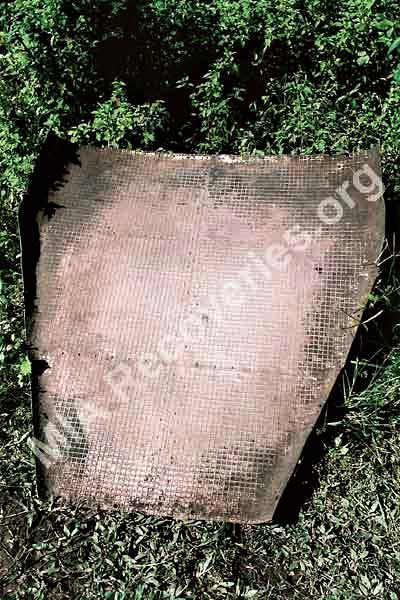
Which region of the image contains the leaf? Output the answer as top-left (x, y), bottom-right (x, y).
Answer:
top-left (375, 19), bottom-right (393, 30)
top-left (20, 356), bottom-right (31, 377)
top-left (245, 591), bottom-right (259, 598)
top-left (373, 582), bottom-right (384, 595)
top-left (357, 53), bottom-right (370, 66)
top-left (388, 38), bottom-right (400, 55)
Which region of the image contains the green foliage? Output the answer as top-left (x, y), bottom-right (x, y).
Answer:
top-left (388, 37), bottom-right (400, 82)
top-left (70, 82), bottom-right (167, 148)
top-left (1, 0), bottom-right (400, 599)
top-left (143, 0), bottom-right (400, 155)
top-left (1, 0), bottom-right (400, 189)
top-left (0, 0), bottom-right (150, 197)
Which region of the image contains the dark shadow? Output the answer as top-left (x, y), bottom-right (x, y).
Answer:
top-left (19, 134), bottom-right (80, 332)
top-left (18, 134), bottom-right (80, 496)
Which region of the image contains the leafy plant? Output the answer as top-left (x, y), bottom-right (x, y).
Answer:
top-left (388, 36), bottom-right (400, 82)
top-left (70, 81), bottom-right (168, 148)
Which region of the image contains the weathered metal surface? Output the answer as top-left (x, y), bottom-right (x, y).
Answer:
top-left (21, 144), bottom-right (384, 523)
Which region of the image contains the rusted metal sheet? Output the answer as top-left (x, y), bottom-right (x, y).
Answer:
top-left (21, 141), bottom-right (384, 523)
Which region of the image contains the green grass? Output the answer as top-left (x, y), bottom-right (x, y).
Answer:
top-left (1, 0), bottom-right (400, 598)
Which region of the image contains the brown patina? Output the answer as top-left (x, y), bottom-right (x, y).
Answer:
top-left (21, 143), bottom-right (384, 523)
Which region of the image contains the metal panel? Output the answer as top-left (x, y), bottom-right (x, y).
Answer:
top-left (21, 144), bottom-right (385, 523)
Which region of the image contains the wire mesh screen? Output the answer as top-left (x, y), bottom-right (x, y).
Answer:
top-left (21, 145), bottom-right (384, 523)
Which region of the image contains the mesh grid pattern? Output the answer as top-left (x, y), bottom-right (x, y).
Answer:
top-left (26, 149), bottom-right (384, 522)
